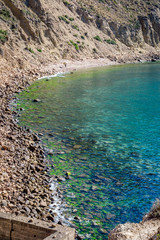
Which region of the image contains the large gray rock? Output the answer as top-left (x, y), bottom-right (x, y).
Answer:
top-left (108, 219), bottom-right (160, 240)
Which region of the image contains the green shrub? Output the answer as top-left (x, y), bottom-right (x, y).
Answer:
top-left (69, 17), bottom-right (74, 21)
top-left (94, 35), bottom-right (102, 41)
top-left (104, 39), bottom-right (116, 45)
top-left (0, 8), bottom-right (11, 19)
top-left (69, 40), bottom-right (79, 51)
top-left (72, 24), bottom-right (79, 31)
top-left (58, 16), bottom-right (70, 24)
top-left (157, 233), bottom-right (160, 239)
top-left (59, 15), bottom-right (74, 24)
top-left (0, 30), bottom-right (8, 43)
top-left (37, 49), bottom-right (42, 52)
top-left (77, 40), bottom-right (80, 44)
top-left (0, 8), bottom-right (15, 24)
top-left (81, 35), bottom-right (85, 39)
top-left (27, 47), bottom-right (35, 54)
top-left (65, 15), bottom-right (74, 21)
top-left (93, 48), bottom-right (97, 53)
top-left (63, 0), bottom-right (70, 6)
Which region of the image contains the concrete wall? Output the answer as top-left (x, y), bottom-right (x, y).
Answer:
top-left (0, 212), bottom-right (75, 240)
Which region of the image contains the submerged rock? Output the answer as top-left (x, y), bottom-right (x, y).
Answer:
top-left (73, 145), bottom-right (82, 149)
top-left (33, 99), bottom-right (41, 102)
top-left (65, 171), bottom-right (71, 179)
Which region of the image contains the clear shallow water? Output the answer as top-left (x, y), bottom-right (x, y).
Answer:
top-left (17, 63), bottom-right (160, 239)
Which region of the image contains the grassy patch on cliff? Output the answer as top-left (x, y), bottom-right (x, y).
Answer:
top-left (0, 30), bottom-right (8, 43)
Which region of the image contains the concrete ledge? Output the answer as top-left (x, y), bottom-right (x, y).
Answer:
top-left (0, 212), bottom-right (75, 240)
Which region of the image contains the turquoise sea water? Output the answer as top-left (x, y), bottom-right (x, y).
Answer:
top-left (17, 63), bottom-right (160, 239)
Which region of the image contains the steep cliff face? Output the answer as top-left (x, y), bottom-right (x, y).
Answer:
top-left (138, 10), bottom-right (160, 47)
top-left (0, 0), bottom-right (160, 68)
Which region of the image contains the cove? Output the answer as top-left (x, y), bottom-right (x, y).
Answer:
top-left (16, 62), bottom-right (160, 240)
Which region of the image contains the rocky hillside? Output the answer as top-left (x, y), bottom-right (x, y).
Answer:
top-left (0, 0), bottom-right (160, 69)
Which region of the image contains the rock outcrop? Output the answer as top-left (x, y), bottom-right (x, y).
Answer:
top-left (108, 219), bottom-right (160, 240)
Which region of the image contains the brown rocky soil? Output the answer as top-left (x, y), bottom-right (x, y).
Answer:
top-left (0, 62), bottom-right (55, 221)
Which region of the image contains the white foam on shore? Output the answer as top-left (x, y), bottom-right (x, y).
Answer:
top-left (38, 72), bottom-right (68, 80)
top-left (49, 181), bottom-right (74, 226)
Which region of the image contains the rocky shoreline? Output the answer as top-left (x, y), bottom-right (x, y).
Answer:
top-left (0, 54), bottom-right (160, 240)
top-left (0, 67), bottom-right (64, 224)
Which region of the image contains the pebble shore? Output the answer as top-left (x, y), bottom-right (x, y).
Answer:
top-left (0, 67), bottom-right (65, 224)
